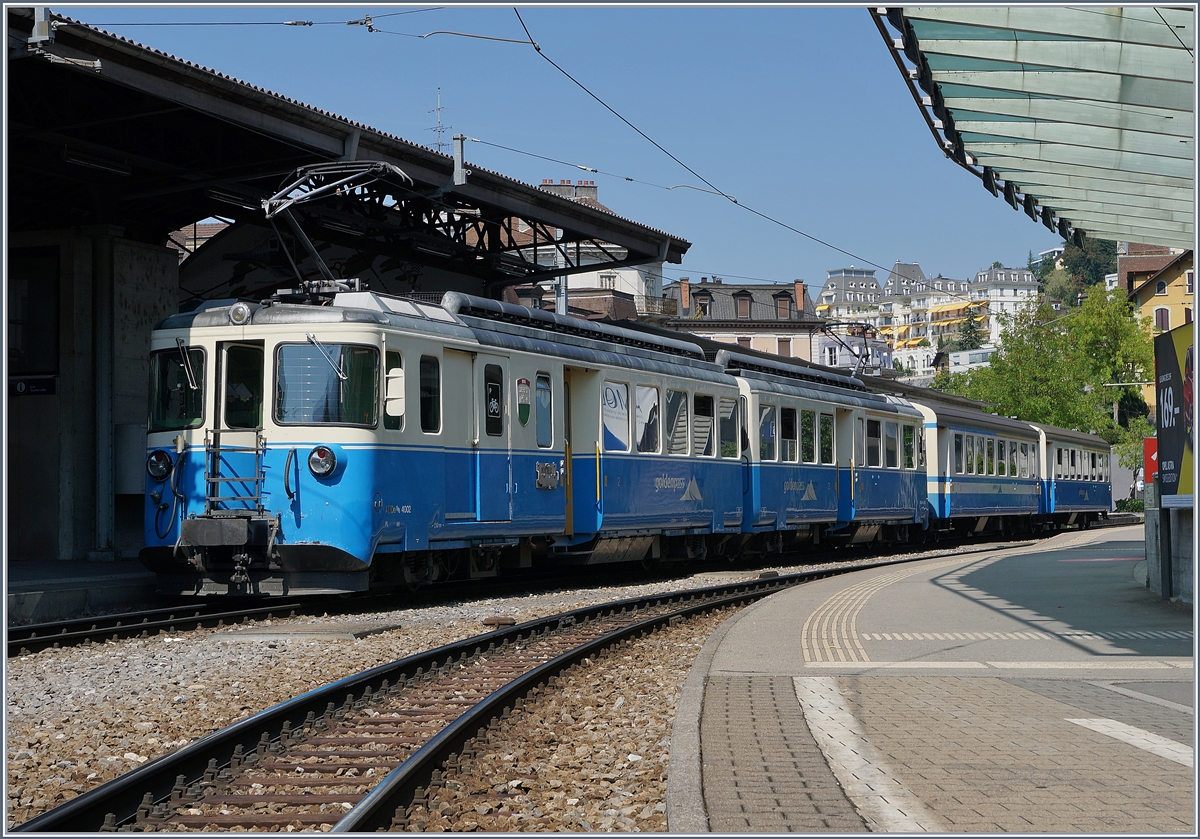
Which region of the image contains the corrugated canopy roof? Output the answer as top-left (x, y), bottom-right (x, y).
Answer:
top-left (873, 7), bottom-right (1194, 250)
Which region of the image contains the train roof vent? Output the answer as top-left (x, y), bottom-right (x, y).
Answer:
top-left (441, 292), bottom-right (707, 360)
top-left (714, 348), bottom-right (867, 391)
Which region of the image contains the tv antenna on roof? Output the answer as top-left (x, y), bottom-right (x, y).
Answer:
top-left (428, 88), bottom-right (453, 154)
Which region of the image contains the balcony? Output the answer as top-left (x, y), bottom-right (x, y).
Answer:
top-left (636, 295), bottom-right (678, 317)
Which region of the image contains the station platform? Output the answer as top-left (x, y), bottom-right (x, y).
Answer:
top-left (6, 559), bottom-right (157, 625)
top-left (668, 525), bottom-right (1195, 834)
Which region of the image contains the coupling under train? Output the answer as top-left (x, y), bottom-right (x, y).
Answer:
top-left (141, 283), bottom-right (1112, 596)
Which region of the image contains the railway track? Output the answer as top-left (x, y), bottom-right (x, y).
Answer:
top-left (14, 561), bottom-right (884, 833)
top-left (7, 603), bottom-right (306, 658)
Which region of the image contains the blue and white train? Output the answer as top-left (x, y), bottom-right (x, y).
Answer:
top-left (140, 284), bottom-right (1112, 596)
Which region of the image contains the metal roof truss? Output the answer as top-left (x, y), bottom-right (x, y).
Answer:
top-left (872, 6), bottom-right (1195, 250)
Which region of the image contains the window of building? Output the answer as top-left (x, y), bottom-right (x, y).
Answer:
top-left (1186, 308), bottom-right (1193, 324)
top-left (775, 295), bottom-right (792, 319)
top-left (777, 337), bottom-right (791, 357)
top-left (1156, 280), bottom-right (1168, 295)
top-left (825, 345), bottom-right (838, 366)
top-left (695, 294), bottom-right (712, 318)
top-left (1187, 270), bottom-right (1194, 294)
top-left (736, 294), bottom-right (751, 318)
top-left (1155, 307), bottom-right (1171, 330)
top-left (737, 337), bottom-right (752, 348)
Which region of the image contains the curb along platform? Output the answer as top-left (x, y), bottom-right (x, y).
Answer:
top-left (667, 525), bottom-right (1195, 833)
top-left (6, 560), bottom-right (158, 625)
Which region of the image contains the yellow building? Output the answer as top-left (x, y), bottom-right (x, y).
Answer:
top-left (1129, 250), bottom-right (1193, 411)
top-left (1130, 250), bottom-right (1193, 334)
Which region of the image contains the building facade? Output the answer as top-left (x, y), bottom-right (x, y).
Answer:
top-left (662, 277), bottom-right (821, 361)
top-left (970, 264), bottom-right (1040, 345)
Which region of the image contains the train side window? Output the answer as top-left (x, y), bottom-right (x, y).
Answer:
top-left (884, 422), bottom-right (899, 468)
top-left (855, 417), bottom-right (866, 465)
top-left (975, 435), bottom-right (986, 475)
top-left (1020, 442), bottom-right (1029, 478)
top-left (866, 419), bottom-right (882, 467)
top-left (635, 385), bottom-right (660, 454)
top-left (819, 413), bottom-right (834, 464)
top-left (535, 374), bottom-right (552, 448)
top-left (760, 404), bottom-right (777, 461)
top-left (602, 381), bottom-right (630, 452)
top-left (1009, 441), bottom-right (1017, 477)
top-left (664, 389), bottom-right (689, 455)
top-left (276, 343), bottom-right (378, 427)
top-left (902, 425), bottom-right (915, 469)
top-left (1055, 447), bottom-right (1062, 478)
top-left (954, 433), bottom-right (964, 474)
top-left (484, 364), bottom-right (504, 437)
top-left (719, 398), bottom-right (739, 458)
top-left (693, 394), bottom-right (714, 457)
top-left (917, 426), bottom-right (925, 468)
top-left (800, 409), bottom-right (816, 463)
top-left (965, 435), bottom-right (975, 474)
top-left (997, 440), bottom-right (1006, 476)
top-left (986, 438), bottom-right (995, 475)
top-left (384, 351), bottom-right (404, 430)
top-left (420, 355), bottom-right (440, 433)
top-left (781, 407), bottom-right (798, 462)
top-left (1069, 448), bottom-right (1076, 478)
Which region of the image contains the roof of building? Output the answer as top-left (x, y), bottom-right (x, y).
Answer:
top-left (664, 281), bottom-right (821, 326)
top-left (1129, 249), bottom-right (1194, 299)
top-left (873, 7), bottom-right (1194, 250)
top-left (9, 8), bottom-right (688, 291)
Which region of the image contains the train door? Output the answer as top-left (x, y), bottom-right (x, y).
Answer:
top-left (211, 341), bottom-right (265, 513)
top-left (475, 353), bottom-right (512, 522)
top-left (441, 350), bottom-right (475, 521)
top-left (564, 367), bottom-right (601, 535)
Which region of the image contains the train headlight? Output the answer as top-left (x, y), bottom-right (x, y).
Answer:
top-left (308, 446), bottom-right (337, 478)
top-left (146, 450), bottom-right (173, 480)
top-left (229, 301), bottom-right (253, 326)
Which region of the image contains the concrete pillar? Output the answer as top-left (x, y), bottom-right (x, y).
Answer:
top-left (87, 227), bottom-right (119, 560)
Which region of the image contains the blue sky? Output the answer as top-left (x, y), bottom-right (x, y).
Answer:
top-left (56, 3), bottom-right (1065, 289)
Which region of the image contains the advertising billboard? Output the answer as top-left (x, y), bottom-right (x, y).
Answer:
top-left (1154, 323), bottom-right (1194, 507)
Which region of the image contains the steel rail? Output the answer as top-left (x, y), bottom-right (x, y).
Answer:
top-left (333, 587), bottom-right (766, 832)
top-left (13, 566), bottom-right (864, 833)
top-left (8, 603), bottom-right (306, 658)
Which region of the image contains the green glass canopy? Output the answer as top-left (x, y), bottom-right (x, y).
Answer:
top-left (873, 6), bottom-right (1194, 250)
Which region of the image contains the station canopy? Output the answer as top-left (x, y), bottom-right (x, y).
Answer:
top-left (7, 8), bottom-right (690, 294)
top-left (873, 7), bottom-right (1194, 250)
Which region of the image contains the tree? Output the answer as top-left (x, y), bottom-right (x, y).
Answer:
top-left (957, 312), bottom-right (986, 350)
top-left (936, 289), bottom-right (1154, 464)
top-left (991, 260), bottom-right (1004, 269)
top-left (1061, 237), bottom-right (1117, 287)
top-left (1043, 267), bottom-right (1082, 306)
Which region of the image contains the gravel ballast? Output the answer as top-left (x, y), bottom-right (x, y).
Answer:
top-left (6, 546), bottom-right (1009, 830)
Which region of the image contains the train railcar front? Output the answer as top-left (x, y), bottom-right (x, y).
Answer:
top-left (714, 350), bottom-right (928, 547)
top-left (141, 292), bottom-right (475, 595)
top-left (1031, 423), bottom-right (1113, 527)
top-left (910, 400), bottom-right (1042, 535)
